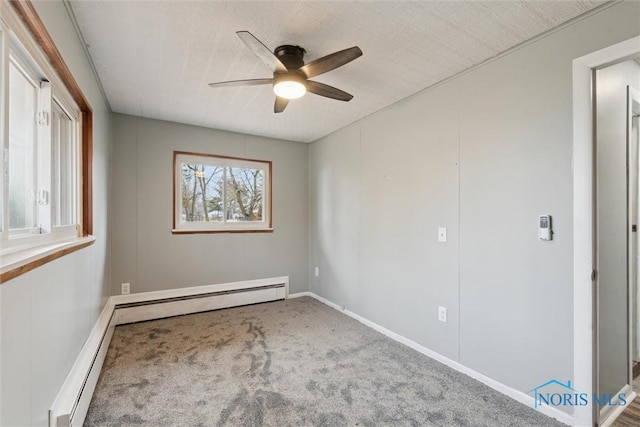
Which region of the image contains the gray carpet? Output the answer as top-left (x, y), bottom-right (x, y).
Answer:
top-left (85, 297), bottom-right (563, 426)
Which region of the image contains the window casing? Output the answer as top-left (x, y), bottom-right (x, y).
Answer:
top-left (173, 152), bottom-right (272, 233)
top-left (1, 5), bottom-right (82, 255)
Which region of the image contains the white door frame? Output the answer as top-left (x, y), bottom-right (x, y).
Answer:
top-left (573, 36), bottom-right (640, 427)
top-left (634, 100), bottom-right (640, 364)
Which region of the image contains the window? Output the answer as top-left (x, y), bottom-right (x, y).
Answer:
top-left (173, 152), bottom-right (272, 233)
top-left (1, 0), bottom-right (93, 282)
top-left (1, 35), bottom-right (80, 250)
top-left (8, 60), bottom-right (39, 234)
top-left (52, 101), bottom-right (78, 227)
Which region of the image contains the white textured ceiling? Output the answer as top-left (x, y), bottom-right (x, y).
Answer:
top-left (69, 0), bottom-right (604, 143)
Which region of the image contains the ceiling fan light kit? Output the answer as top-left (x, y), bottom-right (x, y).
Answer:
top-left (208, 31), bottom-right (362, 113)
top-left (273, 74), bottom-right (307, 99)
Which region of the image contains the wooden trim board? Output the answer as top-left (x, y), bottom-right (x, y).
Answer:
top-left (172, 150), bottom-right (273, 233)
top-left (0, 239), bottom-right (94, 283)
top-left (1, 0), bottom-right (95, 283)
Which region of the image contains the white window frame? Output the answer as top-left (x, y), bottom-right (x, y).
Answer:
top-left (0, 3), bottom-right (81, 256)
top-left (50, 93), bottom-right (80, 231)
top-left (173, 151), bottom-right (272, 233)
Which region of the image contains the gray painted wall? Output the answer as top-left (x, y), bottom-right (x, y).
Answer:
top-left (110, 114), bottom-right (309, 295)
top-left (597, 60), bottom-right (640, 398)
top-left (1, 1), bottom-right (111, 425)
top-left (309, 0), bottom-right (640, 407)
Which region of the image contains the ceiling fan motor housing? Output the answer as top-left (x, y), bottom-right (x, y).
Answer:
top-left (275, 45), bottom-right (306, 70)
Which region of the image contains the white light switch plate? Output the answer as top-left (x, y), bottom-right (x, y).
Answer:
top-left (315, 267), bottom-right (319, 277)
top-left (438, 306), bottom-right (447, 323)
top-left (438, 227), bottom-right (447, 243)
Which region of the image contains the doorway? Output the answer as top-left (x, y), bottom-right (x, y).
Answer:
top-left (572, 36), bottom-right (640, 427)
top-left (595, 59), bottom-right (640, 426)
top-left (628, 86), bottom-right (640, 387)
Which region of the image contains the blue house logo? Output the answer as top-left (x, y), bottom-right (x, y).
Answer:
top-left (528, 379), bottom-right (579, 408)
top-left (528, 379), bottom-right (626, 409)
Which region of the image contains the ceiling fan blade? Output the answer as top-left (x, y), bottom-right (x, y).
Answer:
top-left (208, 78), bottom-right (273, 88)
top-left (236, 31), bottom-right (287, 73)
top-left (306, 81), bottom-right (353, 102)
top-left (274, 97), bottom-right (289, 113)
top-left (299, 46), bottom-right (362, 78)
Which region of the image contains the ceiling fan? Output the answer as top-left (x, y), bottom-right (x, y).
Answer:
top-left (208, 31), bottom-right (363, 113)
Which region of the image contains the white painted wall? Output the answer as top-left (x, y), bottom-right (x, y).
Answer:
top-left (309, 0), bottom-right (640, 413)
top-left (0, 1), bottom-right (111, 425)
top-left (596, 60), bottom-right (640, 398)
top-left (110, 114), bottom-right (308, 295)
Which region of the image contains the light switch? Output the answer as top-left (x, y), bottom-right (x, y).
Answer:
top-left (438, 306), bottom-right (447, 323)
top-left (438, 227), bottom-right (447, 243)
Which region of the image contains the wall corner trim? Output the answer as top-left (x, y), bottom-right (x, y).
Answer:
top-left (287, 292), bottom-right (311, 299)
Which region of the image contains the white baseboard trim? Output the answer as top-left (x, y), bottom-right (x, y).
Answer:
top-left (49, 276), bottom-right (289, 427)
top-left (287, 291), bottom-right (311, 299)
top-left (49, 300), bottom-right (117, 427)
top-left (599, 385), bottom-right (636, 427)
top-left (307, 292), bottom-right (575, 427)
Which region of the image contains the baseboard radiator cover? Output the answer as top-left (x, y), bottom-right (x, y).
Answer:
top-left (48, 276), bottom-right (289, 427)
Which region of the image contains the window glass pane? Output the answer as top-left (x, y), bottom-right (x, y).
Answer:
top-left (52, 102), bottom-right (75, 226)
top-left (180, 163), bottom-right (223, 223)
top-left (225, 167), bottom-right (264, 222)
top-left (174, 153), bottom-right (270, 231)
top-left (8, 62), bottom-right (38, 231)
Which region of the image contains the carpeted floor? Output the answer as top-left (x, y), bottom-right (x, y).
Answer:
top-left (85, 297), bottom-right (563, 426)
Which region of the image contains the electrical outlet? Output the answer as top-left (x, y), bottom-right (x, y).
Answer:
top-left (438, 227), bottom-right (447, 243)
top-left (315, 267), bottom-right (319, 277)
top-left (121, 282), bottom-right (130, 295)
top-left (438, 306), bottom-right (447, 323)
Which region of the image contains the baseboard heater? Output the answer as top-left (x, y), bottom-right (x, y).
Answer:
top-left (49, 276), bottom-right (289, 427)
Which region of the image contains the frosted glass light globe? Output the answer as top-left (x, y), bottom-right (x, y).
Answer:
top-left (273, 80), bottom-right (306, 99)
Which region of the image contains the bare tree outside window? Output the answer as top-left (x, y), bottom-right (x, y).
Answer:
top-left (226, 167), bottom-right (263, 222)
top-left (176, 153), bottom-right (269, 232)
top-left (181, 164), bottom-right (223, 222)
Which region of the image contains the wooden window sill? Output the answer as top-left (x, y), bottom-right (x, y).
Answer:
top-left (172, 228), bottom-right (274, 234)
top-left (0, 236), bottom-right (96, 283)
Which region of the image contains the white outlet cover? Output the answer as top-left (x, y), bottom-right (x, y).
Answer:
top-left (121, 282), bottom-right (130, 295)
top-left (315, 267), bottom-right (319, 277)
top-left (438, 306), bottom-right (447, 322)
top-left (438, 227), bottom-right (447, 243)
